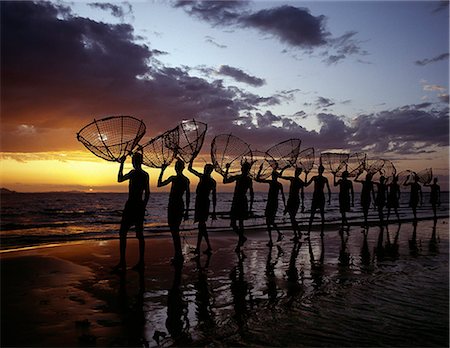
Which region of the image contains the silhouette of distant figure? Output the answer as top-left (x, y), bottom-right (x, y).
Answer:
top-left (158, 159), bottom-right (190, 264)
top-left (305, 165), bottom-right (331, 234)
top-left (424, 177), bottom-right (440, 220)
top-left (355, 172), bottom-right (375, 228)
top-left (114, 153), bottom-right (150, 272)
top-left (256, 167), bottom-right (286, 246)
top-left (404, 174), bottom-right (422, 221)
top-left (386, 175), bottom-right (401, 223)
top-left (374, 176), bottom-right (387, 225)
top-left (333, 170), bottom-right (354, 228)
top-left (280, 167), bottom-right (305, 240)
top-left (188, 159), bottom-right (217, 256)
top-left (223, 162), bottom-right (254, 249)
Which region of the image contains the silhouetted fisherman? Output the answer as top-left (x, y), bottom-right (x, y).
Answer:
top-left (404, 174), bottom-right (422, 221)
top-left (333, 170), bottom-right (354, 228)
top-left (374, 176), bottom-right (387, 225)
top-left (355, 172), bottom-right (375, 228)
top-left (188, 159), bottom-right (217, 256)
top-left (256, 167), bottom-right (286, 246)
top-left (224, 162), bottom-right (254, 250)
top-left (280, 167), bottom-right (305, 240)
top-left (386, 175), bottom-right (401, 223)
top-left (158, 159), bottom-right (190, 265)
top-left (424, 177), bottom-right (440, 220)
top-left (114, 153), bottom-right (150, 272)
top-left (305, 165), bottom-right (331, 235)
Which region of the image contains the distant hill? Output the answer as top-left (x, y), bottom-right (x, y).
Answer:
top-left (0, 188), bottom-right (17, 194)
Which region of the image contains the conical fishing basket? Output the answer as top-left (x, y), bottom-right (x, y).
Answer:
top-left (77, 116), bottom-right (146, 162)
top-left (211, 134), bottom-right (252, 176)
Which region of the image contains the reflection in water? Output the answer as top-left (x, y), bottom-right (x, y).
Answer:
top-left (109, 219), bottom-right (448, 347)
top-left (286, 240), bottom-right (303, 307)
top-left (166, 264), bottom-right (191, 345)
top-left (374, 226), bottom-right (385, 262)
top-left (409, 221), bottom-right (419, 256)
top-left (360, 228), bottom-right (371, 267)
top-left (338, 229), bottom-right (350, 267)
top-left (117, 269), bottom-right (147, 347)
top-left (429, 219), bottom-right (439, 254)
top-left (385, 223), bottom-right (400, 259)
top-left (194, 255), bottom-right (215, 339)
top-left (265, 245), bottom-right (282, 305)
top-left (308, 233), bottom-right (325, 290)
top-left (230, 250), bottom-right (252, 337)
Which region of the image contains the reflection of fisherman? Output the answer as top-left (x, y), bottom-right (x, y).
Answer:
top-left (159, 159), bottom-right (190, 264)
top-left (194, 255), bottom-right (215, 337)
top-left (286, 241), bottom-right (302, 307)
top-left (114, 153), bottom-right (150, 272)
top-left (307, 233), bottom-right (325, 290)
top-left (188, 159), bottom-right (217, 256)
top-left (333, 170), bottom-right (354, 228)
top-left (280, 167), bottom-right (305, 240)
top-left (166, 264), bottom-right (190, 345)
top-left (256, 167), bottom-right (286, 246)
top-left (230, 251), bottom-right (251, 336)
top-left (224, 162), bottom-right (254, 249)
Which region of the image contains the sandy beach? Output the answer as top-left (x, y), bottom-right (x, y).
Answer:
top-left (1, 218), bottom-right (448, 347)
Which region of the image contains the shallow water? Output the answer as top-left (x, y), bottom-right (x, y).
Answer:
top-left (80, 219), bottom-right (449, 347)
top-left (1, 191), bottom-right (448, 249)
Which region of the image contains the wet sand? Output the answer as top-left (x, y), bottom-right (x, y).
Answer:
top-left (1, 219), bottom-right (448, 347)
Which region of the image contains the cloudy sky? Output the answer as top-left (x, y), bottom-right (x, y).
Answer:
top-left (1, 0), bottom-right (449, 191)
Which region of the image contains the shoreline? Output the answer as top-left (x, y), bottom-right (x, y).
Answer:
top-left (1, 213), bottom-right (448, 253)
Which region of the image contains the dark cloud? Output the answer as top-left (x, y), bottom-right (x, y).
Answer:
top-left (217, 65), bottom-right (265, 87)
top-left (415, 52), bottom-right (449, 66)
top-left (316, 96), bottom-right (335, 108)
top-left (173, 0), bottom-right (246, 24)
top-left (240, 6), bottom-right (329, 48)
top-left (175, 3), bottom-right (367, 64)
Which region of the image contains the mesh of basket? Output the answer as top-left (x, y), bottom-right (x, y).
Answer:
top-left (249, 150), bottom-right (274, 180)
top-left (211, 134), bottom-right (253, 176)
top-left (140, 129), bottom-right (178, 168)
top-left (173, 119), bottom-right (207, 163)
top-left (265, 138), bottom-right (301, 171)
top-left (320, 152), bottom-right (349, 174)
top-left (296, 147), bottom-right (315, 174)
top-left (416, 168), bottom-right (433, 185)
top-left (77, 116), bottom-right (146, 162)
top-left (345, 152), bottom-right (366, 177)
top-left (397, 170), bottom-right (415, 185)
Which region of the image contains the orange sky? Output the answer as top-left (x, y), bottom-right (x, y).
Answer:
top-left (1, 150), bottom-right (448, 192)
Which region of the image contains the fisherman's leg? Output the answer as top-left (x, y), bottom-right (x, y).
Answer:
top-left (200, 221), bottom-right (212, 254)
top-left (133, 226), bottom-right (145, 270)
top-left (115, 223), bottom-right (128, 270)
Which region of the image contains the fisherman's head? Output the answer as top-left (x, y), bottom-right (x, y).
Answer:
top-left (295, 167), bottom-right (303, 177)
top-left (204, 163), bottom-right (214, 175)
top-left (132, 152), bottom-right (143, 169)
top-left (342, 170), bottom-right (349, 179)
top-left (175, 159), bottom-right (185, 174)
top-left (241, 161), bottom-right (251, 175)
top-left (380, 175), bottom-right (386, 184)
top-left (318, 165), bottom-right (325, 175)
top-left (366, 173), bottom-right (373, 181)
top-left (433, 177), bottom-right (438, 184)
